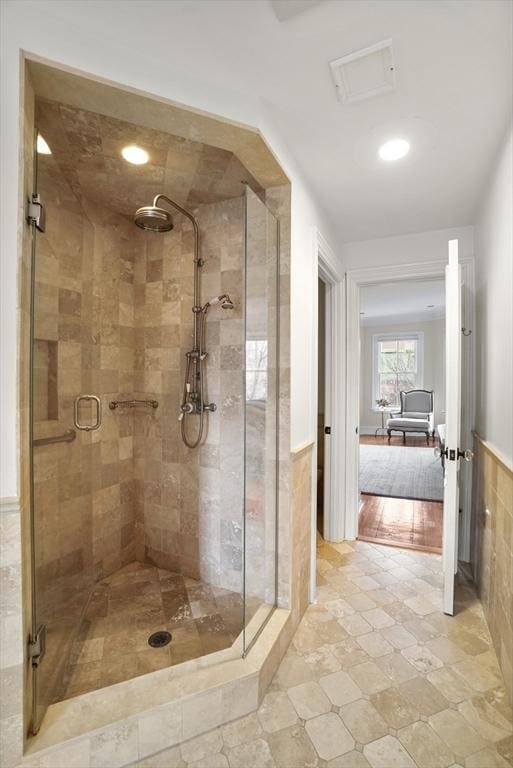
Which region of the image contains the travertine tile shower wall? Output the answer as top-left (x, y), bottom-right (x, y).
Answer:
top-left (132, 196), bottom-right (245, 592)
top-left (471, 435), bottom-right (513, 701)
top-left (32, 153), bottom-right (140, 705)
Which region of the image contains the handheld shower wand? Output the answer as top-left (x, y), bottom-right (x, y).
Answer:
top-left (135, 195), bottom-right (235, 447)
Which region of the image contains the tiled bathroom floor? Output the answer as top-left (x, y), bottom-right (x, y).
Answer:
top-left (62, 562), bottom-right (248, 700)
top-left (133, 538), bottom-right (512, 768)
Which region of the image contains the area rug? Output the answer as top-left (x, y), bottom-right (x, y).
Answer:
top-left (359, 444), bottom-right (443, 501)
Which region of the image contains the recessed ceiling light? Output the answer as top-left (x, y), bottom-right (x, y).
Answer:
top-left (37, 134), bottom-right (51, 155)
top-left (378, 138), bottom-right (410, 161)
top-left (360, 311), bottom-right (366, 315)
top-left (121, 145), bottom-right (149, 165)
top-left (426, 304), bottom-right (435, 308)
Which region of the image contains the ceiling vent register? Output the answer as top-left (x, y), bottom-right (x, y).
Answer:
top-left (330, 39), bottom-right (396, 104)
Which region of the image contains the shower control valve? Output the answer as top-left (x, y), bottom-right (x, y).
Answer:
top-left (204, 403), bottom-right (217, 413)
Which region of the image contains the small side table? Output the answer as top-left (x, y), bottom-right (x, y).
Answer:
top-left (375, 408), bottom-right (387, 438)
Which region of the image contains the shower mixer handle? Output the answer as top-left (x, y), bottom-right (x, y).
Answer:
top-left (203, 403), bottom-right (217, 412)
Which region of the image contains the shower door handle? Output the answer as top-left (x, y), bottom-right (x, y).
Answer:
top-left (74, 395), bottom-right (102, 431)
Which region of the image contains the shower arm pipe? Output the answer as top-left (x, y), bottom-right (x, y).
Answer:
top-left (152, 194), bottom-right (201, 347)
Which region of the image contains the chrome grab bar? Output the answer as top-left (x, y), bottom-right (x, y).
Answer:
top-left (74, 394), bottom-right (102, 431)
top-left (109, 399), bottom-right (159, 410)
top-left (33, 429), bottom-right (76, 447)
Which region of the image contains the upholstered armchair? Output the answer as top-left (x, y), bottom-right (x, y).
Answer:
top-left (386, 389), bottom-right (435, 444)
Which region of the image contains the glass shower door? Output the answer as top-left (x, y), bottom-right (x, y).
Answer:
top-left (29, 135), bottom-right (97, 732)
top-left (243, 187), bottom-right (279, 652)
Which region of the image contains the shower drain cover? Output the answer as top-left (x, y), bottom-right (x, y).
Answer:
top-left (148, 630), bottom-right (172, 648)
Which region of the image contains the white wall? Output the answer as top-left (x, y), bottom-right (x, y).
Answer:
top-left (341, 226), bottom-right (474, 271)
top-left (0, 2), bottom-right (343, 497)
top-left (359, 319), bottom-right (446, 430)
top-left (474, 125), bottom-right (513, 464)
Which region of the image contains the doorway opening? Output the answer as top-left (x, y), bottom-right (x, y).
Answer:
top-left (317, 278), bottom-right (327, 536)
top-left (357, 278), bottom-right (446, 553)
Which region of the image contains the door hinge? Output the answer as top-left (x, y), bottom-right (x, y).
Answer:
top-left (28, 624), bottom-right (46, 668)
top-left (27, 193), bottom-right (46, 232)
top-left (325, 426), bottom-right (331, 435)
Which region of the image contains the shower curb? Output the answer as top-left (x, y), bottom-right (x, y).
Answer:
top-left (21, 609), bottom-right (293, 766)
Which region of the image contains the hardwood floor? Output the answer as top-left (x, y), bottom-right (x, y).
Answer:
top-left (358, 493), bottom-right (443, 553)
top-left (358, 435), bottom-right (443, 553)
top-left (360, 433), bottom-right (438, 447)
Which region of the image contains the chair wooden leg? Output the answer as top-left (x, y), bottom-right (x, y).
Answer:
top-left (402, 432), bottom-right (406, 445)
top-left (425, 432), bottom-right (429, 445)
top-left (387, 430), bottom-right (391, 444)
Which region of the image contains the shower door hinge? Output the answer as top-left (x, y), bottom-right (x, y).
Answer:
top-left (28, 624), bottom-right (46, 668)
top-left (27, 193), bottom-right (46, 232)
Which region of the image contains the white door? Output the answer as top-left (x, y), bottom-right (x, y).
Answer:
top-left (442, 239), bottom-right (462, 615)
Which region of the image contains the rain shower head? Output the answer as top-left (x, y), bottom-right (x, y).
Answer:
top-left (134, 205), bottom-right (174, 232)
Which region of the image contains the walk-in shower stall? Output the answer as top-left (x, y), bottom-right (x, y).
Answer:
top-left (28, 96), bottom-right (279, 733)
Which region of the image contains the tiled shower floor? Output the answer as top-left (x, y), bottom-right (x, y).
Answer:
top-left (62, 562), bottom-right (248, 700)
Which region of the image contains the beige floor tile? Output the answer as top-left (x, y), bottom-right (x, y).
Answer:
top-left (351, 576), bottom-right (381, 591)
top-left (267, 724), bottom-right (318, 767)
top-left (427, 666), bottom-right (474, 703)
top-left (339, 699), bottom-right (388, 744)
top-left (135, 745), bottom-right (183, 767)
top-left (403, 595), bottom-right (440, 616)
top-left (388, 567), bottom-right (415, 582)
top-left (366, 589), bottom-right (396, 606)
top-left (362, 608), bottom-right (396, 629)
top-left (303, 645), bottom-right (342, 676)
top-left (371, 687), bottom-right (420, 729)
top-left (319, 670), bottom-right (363, 706)
top-left (180, 730), bottom-right (223, 763)
top-left (189, 754), bottom-right (228, 768)
top-left (402, 618), bottom-right (440, 642)
top-left (363, 735), bottom-right (416, 768)
top-left (305, 712), bottom-right (354, 760)
top-left (331, 638), bottom-right (369, 668)
top-left (375, 652), bottom-right (418, 684)
top-left (425, 636), bottom-right (469, 664)
top-left (293, 618), bottom-right (331, 652)
top-left (446, 627), bottom-right (490, 656)
top-left (338, 614), bottom-right (373, 637)
top-left (428, 708), bottom-right (486, 758)
top-left (325, 598), bottom-right (357, 618)
top-left (457, 697), bottom-right (512, 743)
top-left (398, 677), bottom-right (449, 716)
top-left (398, 721), bottom-right (454, 768)
top-left (344, 593), bottom-right (378, 612)
top-left (465, 747), bottom-right (511, 767)
top-left (287, 680), bottom-right (332, 719)
top-left (356, 631), bottom-right (393, 658)
top-left (380, 624), bottom-right (417, 649)
top-left (496, 735), bottom-right (513, 764)
top-left (327, 750), bottom-right (371, 767)
top-left (221, 713), bottom-right (262, 748)
top-left (400, 644), bottom-right (443, 674)
top-left (452, 653), bottom-right (503, 693)
top-left (274, 652), bottom-right (315, 688)
top-left (348, 660), bottom-right (391, 695)
top-left (317, 619), bottom-right (349, 645)
top-left (257, 691), bottom-right (298, 733)
top-left (226, 737), bottom-right (275, 768)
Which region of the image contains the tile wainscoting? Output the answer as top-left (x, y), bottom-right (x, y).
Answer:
top-left (471, 433), bottom-right (513, 702)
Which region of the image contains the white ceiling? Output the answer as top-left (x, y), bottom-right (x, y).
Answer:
top-left (32, 0), bottom-right (512, 243)
top-left (360, 279), bottom-right (445, 325)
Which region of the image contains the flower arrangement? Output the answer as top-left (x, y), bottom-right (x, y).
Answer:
top-left (375, 397), bottom-right (392, 409)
